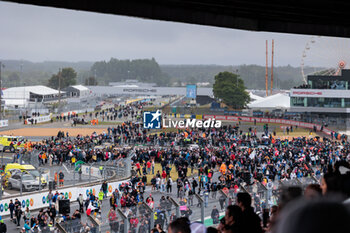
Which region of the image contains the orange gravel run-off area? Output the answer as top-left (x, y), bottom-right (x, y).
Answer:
top-left (0, 128), bottom-right (109, 137)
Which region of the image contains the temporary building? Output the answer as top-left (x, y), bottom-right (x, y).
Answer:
top-left (249, 92), bottom-right (264, 102)
top-left (248, 93), bottom-right (290, 110)
top-left (2, 85), bottom-right (64, 107)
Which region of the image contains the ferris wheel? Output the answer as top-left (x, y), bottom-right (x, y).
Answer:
top-left (301, 36), bottom-right (350, 83)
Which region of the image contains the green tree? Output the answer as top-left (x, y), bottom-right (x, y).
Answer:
top-left (85, 76), bottom-right (98, 86)
top-left (48, 67), bottom-right (77, 89)
top-left (213, 71), bottom-right (250, 109)
top-left (187, 76), bottom-right (197, 85)
top-left (90, 58), bottom-right (170, 86)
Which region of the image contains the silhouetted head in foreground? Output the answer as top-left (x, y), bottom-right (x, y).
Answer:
top-left (168, 217), bottom-right (191, 233)
top-left (274, 198), bottom-right (350, 233)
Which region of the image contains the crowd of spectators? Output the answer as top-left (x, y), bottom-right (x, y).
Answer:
top-left (3, 102), bottom-right (350, 233)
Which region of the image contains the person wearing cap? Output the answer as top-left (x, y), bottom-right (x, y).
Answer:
top-left (47, 220), bottom-right (54, 230)
top-left (0, 219), bottom-right (6, 233)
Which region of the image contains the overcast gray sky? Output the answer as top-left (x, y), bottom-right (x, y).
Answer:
top-left (1, 1), bottom-right (349, 66)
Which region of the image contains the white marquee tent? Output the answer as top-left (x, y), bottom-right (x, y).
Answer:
top-left (3, 85), bottom-right (63, 107)
top-left (248, 93), bottom-right (290, 109)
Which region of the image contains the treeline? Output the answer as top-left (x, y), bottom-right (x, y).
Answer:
top-left (90, 58), bottom-right (170, 86)
top-left (0, 59), bottom-right (315, 89)
top-left (161, 64), bottom-right (314, 89)
top-left (0, 60), bottom-right (93, 87)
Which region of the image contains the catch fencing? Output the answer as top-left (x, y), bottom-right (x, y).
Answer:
top-left (241, 176), bottom-right (320, 211)
top-left (84, 190), bottom-right (230, 233)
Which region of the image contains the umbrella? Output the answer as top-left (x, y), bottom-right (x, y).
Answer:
top-left (75, 160), bottom-right (85, 165)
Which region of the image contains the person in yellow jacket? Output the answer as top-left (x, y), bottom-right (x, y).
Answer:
top-left (229, 163), bottom-right (234, 170)
top-left (98, 189), bottom-right (104, 204)
top-left (219, 163), bottom-right (227, 175)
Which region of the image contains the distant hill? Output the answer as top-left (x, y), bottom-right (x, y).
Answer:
top-left (0, 59), bottom-right (93, 87)
top-left (0, 59), bottom-right (316, 89)
top-left (161, 64), bottom-right (314, 89)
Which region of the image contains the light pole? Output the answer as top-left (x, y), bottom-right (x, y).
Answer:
top-left (0, 62), bottom-right (5, 120)
top-left (19, 62), bottom-right (23, 87)
top-left (20, 171), bottom-right (23, 195)
top-left (23, 82), bottom-right (26, 115)
top-left (58, 68), bottom-right (61, 106)
top-left (94, 69), bottom-right (96, 86)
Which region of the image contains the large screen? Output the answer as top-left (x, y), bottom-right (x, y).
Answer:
top-left (186, 84), bottom-right (197, 99)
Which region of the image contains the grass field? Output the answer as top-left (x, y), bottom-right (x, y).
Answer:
top-left (136, 163), bottom-right (198, 185)
top-left (147, 128), bottom-right (180, 135)
top-left (274, 127), bottom-right (320, 138)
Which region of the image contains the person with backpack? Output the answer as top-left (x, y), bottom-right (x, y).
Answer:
top-left (0, 219), bottom-right (6, 233)
top-left (177, 179), bottom-right (183, 198)
top-left (192, 178), bottom-right (198, 194)
top-left (15, 206), bottom-right (23, 227)
top-left (166, 177), bottom-right (173, 193)
top-left (58, 171), bottom-right (64, 187)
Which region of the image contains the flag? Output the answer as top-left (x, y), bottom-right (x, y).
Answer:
top-left (249, 150), bottom-right (256, 159)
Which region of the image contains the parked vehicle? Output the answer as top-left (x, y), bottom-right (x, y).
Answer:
top-left (7, 174), bottom-right (43, 192)
top-left (0, 135), bottom-right (25, 152)
top-left (4, 163), bottom-right (47, 187)
top-left (73, 118), bottom-right (88, 125)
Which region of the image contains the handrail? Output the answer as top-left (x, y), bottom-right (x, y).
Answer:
top-left (55, 222), bottom-right (68, 233)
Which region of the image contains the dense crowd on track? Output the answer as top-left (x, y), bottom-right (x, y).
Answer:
top-left (3, 103), bottom-right (350, 233)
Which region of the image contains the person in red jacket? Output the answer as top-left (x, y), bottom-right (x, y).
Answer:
top-left (130, 215), bottom-right (139, 233)
top-left (120, 194), bottom-right (127, 207)
top-left (135, 162), bottom-right (141, 175)
top-left (146, 160), bottom-right (151, 174)
top-left (162, 170), bottom-right (167, 179)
